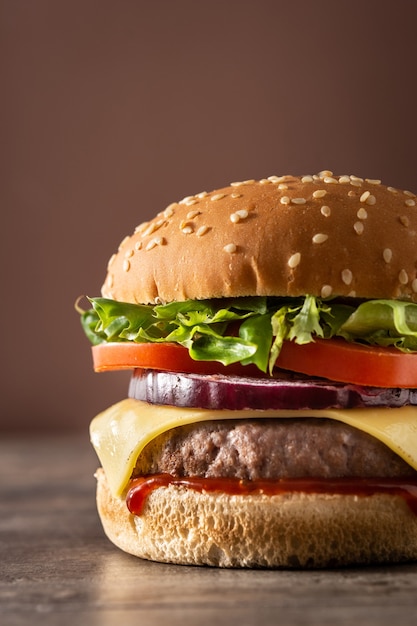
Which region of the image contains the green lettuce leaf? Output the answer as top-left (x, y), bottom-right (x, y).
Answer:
top-left (288, 295), bottom-right (325, 343)
top-left (338, 300), bottom-right (417, 351)
top-left (189, 331), bottom-right (257, 365)
top-left (269, 306), bottom-right (291, 374)
top-left (239, 313), bottom-right (273, 372)
top-left (78, 295), bottom-right (417, 373)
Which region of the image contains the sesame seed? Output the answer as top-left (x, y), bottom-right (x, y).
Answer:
top-left (197, 191), bottom-right (208, 199)
top-left (318, 170), bottom-right (333, 178)
top-left (321, 205), bottom-right (331, 217)
top-left (399, 269), bottom-right (409, 285)
top-left (365, 194), bottom-right (376, 205)
top-left (338, 175), bottom-right (351, 184)
top-left (354, 221), bottom-right (364, 234)
top-left (366, 179), bottom-right (381, 185)
top-left (181, 226), bottom-right (193, 235)
top-left (404, 190), bottom-right (416, 197)
top-left (301, 175), bottom-right (314, 183)
top-left (291, 197), bottom-right (307, 205)
top-left (313, 189), bottom-right (327, 199)
top-left (230, 209), bottom-right (249, 223)
top-left (186, 210), bottom-right (200, 219)
top-left (134, 241), bottom-right (142, 251)
top-left (163, 204), bottom-right (176, 218)
top-left (123, 259), bottom-right (130, 272)
top-left (211, 193), bottom-right (226, 201)
top-left (357, 208), bottom-right (368, 220)
top-left (360, 191), bottom-right (370, 203)
top-left (124, 249), bottom-right (134, 258)
top-left (231, 193), bottom-right (243, 198)
top-left (341, 269), bottom-right (353, 285)
top-left (231, 179), bottom-right (254, 186)
top-left (118, 235), bottom-right (131, 249)
top-left (405, 198), bottom-right (416, 207)
top-left (312, 233), bottom-right (328, 244)
top-left (412, 278), bottom-right (417, 293)
top-left (387, 187), bottom-right (398, 193)
top-left (259, 178), bottom-right (272, 185)
top-left (400, 215), bottom-right (410, 227)
top-left (280, 196), bottom-right (290, 205)
top-left (278, 183), bottom-right (289, 190)
top-left (321, 285), bottom-right (333, 298)
top-left (323, 176), bottom-right (338, 184)
top-left (383, 248), bottom-right (393, 263)
top-left (224, 243), bottom-right (237, 253)
top-left (145, 237), bottom-right (164, 250)
top-left (179, 196), bottom-right (195, 204)
top-left (350, 175), bottom-right (364, 183)
top-left (142, 221), bottom-right (163, 237)
top-left (196, 225), bottom-right (209, 237)
top-left (350, 179), bottom-right (363, 187)
top-left (107, 253), bottom-right (116, 269)
top-left (288, 252), bottom-right (301, 268)
top-left (348, 190), bottom-right (357, 197)
top-left (268, 175), bottom-right (287, 183)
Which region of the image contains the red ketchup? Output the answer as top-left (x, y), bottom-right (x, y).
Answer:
top-left (126, 474), bottom-right (417, 516)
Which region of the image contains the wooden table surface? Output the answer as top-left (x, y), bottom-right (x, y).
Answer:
top-left (1, 434), bottom-right (417, 626)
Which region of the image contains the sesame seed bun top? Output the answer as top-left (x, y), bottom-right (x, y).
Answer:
top-left (101, 171), bottom-right (417, 304)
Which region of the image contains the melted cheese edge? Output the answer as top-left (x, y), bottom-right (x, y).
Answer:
top-left (90, 398), bottom-right (417, 497)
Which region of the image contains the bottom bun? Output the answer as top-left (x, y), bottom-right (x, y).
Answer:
top-left (95, 468), bottom-right (417, 568)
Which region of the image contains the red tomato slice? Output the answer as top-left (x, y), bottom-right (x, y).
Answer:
top-left (278, 338), bottom-right (417, 388)
top-left (91, 339), bottom-right (417, 388)
top-left (91, 342), bottom-right (261, 377)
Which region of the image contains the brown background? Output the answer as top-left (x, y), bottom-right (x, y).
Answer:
top-left (1, 0), bottom-right (417, 432)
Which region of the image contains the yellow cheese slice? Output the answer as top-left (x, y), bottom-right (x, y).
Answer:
top-left (89, 398), bottom-right (417, 497)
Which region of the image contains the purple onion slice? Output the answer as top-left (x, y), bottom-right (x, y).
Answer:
top-left (128, 369), bottom-right (417, 411)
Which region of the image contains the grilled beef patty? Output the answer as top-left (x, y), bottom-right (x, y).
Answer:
top-left (133, 418), bottom-right (416, 480)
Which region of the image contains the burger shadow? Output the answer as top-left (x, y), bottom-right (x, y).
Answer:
top-left (89, 547), bottom-right (417, 620)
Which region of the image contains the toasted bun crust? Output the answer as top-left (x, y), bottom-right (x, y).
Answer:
top-left (95, 468), bottom-right (417, 568)
top-left (102, 172), bottom-right (417, 305)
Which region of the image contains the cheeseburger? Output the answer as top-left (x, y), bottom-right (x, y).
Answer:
top-left (80, 171), bottom-right (417, 568)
